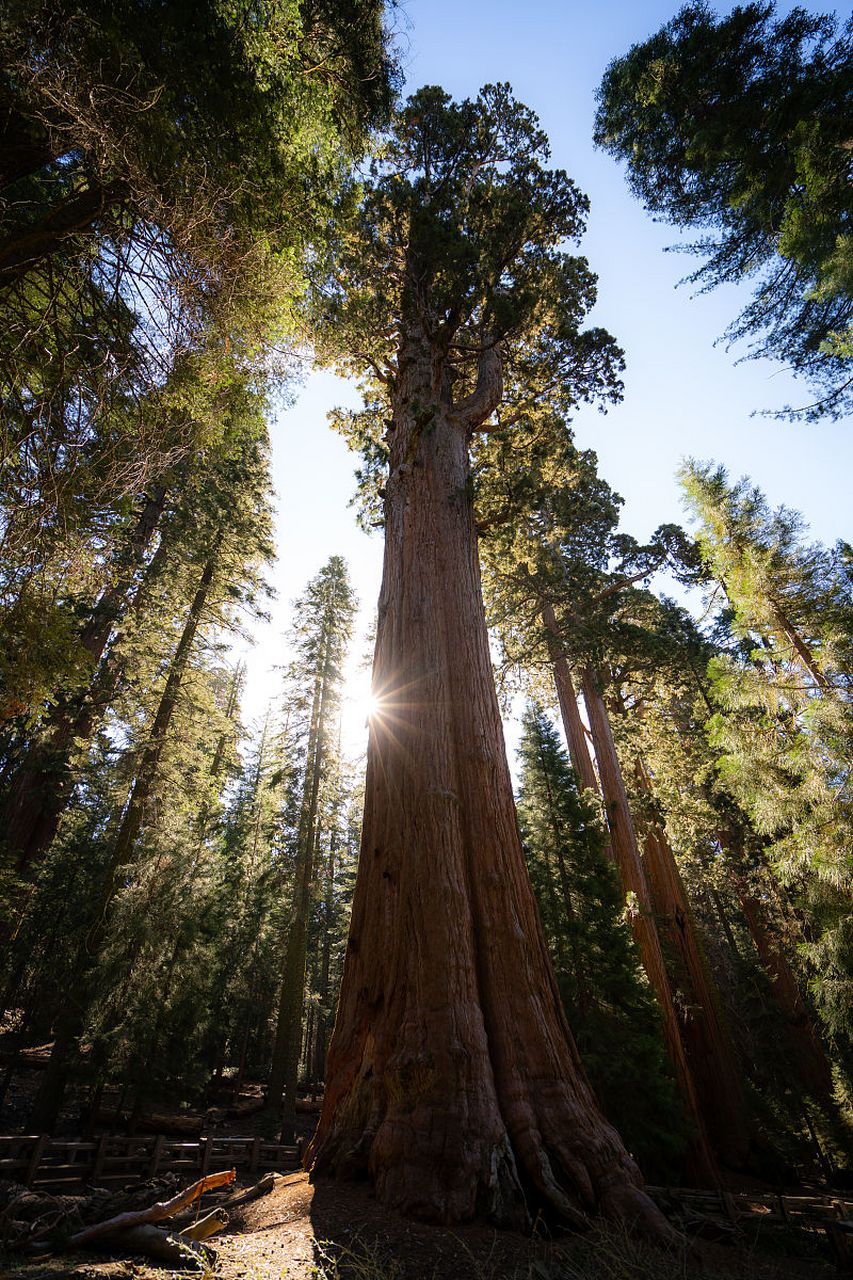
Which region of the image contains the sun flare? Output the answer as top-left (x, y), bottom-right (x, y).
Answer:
top-left (363, 691), bottom-right (382, 722)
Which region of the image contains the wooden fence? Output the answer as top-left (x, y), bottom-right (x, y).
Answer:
top-left (647, 1184), bottom-right (853, 1228)
top-left (648, 1184), bottom-right (853, 1268)
top-left (0, 1134), bottom-right (301, 1191)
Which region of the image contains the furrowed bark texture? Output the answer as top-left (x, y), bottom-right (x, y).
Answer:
top-left (580, 668), bottom-right (719, 1188)
top-left (541, 605), bottom-right (601, 799)
top-left (635, 788), bottom-right (751, 1168)
top-left (307, 337), bottom-right (667, 1234)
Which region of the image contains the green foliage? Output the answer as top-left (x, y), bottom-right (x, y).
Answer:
top-left (0, 0), bottom-right (394, 745)
top-left (595, 2), bottom-right (853, 419)
top-left (321, 83), bottom-right (623, 466)
top-left (680, 460), bottom-right (853, 1095)
top-left (516, 705), bottom-right (685, 1178)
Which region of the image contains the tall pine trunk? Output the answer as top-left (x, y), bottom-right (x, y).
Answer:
top-left (29, 539), bottom-right (220, 1131)
top-left (633, 765), bottom-right (751, 1168)
top-left (541, 604), bottom-right (601, 797)
top-left (307, 336), bottom-right (666, 1232)
top-left (267, 622), bottom-right (334, 1141)
top-left (580, 666), bottom-right (719, 1187)
top-left (313, 819), bottom-right (338, 1086)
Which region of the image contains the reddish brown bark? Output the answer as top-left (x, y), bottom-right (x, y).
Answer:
top-left (541, 604), bottom-right (600, 798)
top-left (579, 667), bottom-right (719, 1187)
top-left (307, 334), bottom-right (668, 1234)
top-left (635, 790), bottom-right (751, 1168)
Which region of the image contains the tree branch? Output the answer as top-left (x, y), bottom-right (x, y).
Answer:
top-left (450, 342), bottom-right (503, 431)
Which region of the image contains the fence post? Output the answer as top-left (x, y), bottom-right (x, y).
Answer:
top-left (250, 1137), bottom-right (261, 1174)
top-left (92, 1133), bottom-right (108, 1184)
top-left (149, 1134), bottom-right (165, 1177)
top-left (24, 1135), bottom-right (48, 1187)
top-left (200, 1136), bottom-right (212, 1176)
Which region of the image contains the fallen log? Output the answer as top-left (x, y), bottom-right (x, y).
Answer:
top-left (217, 1171), bottom-right (279, 1210)
top-left (169, 1171), bottom-right (278, 1229)
top-left (226, 1097), bottom-right (265, 1118)
top-left (111, 1223), bottom-right (214, 1269)
top-left (90, 1109), bottom-right (204, 1136)
top-left (64, 1168), bottom-right (235, 1248)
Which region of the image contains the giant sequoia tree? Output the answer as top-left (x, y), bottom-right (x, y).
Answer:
top-left (307, 85), bottom-right (668, 1232)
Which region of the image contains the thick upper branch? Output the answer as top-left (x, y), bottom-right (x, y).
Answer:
top-left (450, 343), bottom-right (503, 431)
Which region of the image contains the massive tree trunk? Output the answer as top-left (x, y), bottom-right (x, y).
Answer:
top-left (580, 667), bottom-right (719, 1187)
top-left (307, 335), bottom-right (667, 1233)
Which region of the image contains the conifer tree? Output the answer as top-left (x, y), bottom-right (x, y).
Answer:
top-left (267, 557), bottom-right (356, 1142)
top-left (308, 83), bottom-right (669, 1233)
top-left (0, 380), bottom-right (276, 896)
top-left (594, 2), bottom-right (853, 419)
top-left (475, 411), bottom-right (744, 1180)
top-left (680, 461), bottom-right (853, 1088)
top-left (22, 396), bottom-right (276, 1129)
top-left (516, 705), bottom-right (684, 1178)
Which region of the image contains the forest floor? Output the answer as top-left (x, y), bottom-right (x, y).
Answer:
top-left (3, 1170), bottom-right (839, 1280)
top-left (212, 1169), bottom-right (839, 1280)
top-left (0, 1059), bottom-right (841, 1278)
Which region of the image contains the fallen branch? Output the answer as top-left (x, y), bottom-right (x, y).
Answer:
top-left (216, 1171), bottom-right (279, 1210)
top-left (179, 1207), bottom-right (228, 1241)
top-left (64, 1168), bottom-right (235, 1248)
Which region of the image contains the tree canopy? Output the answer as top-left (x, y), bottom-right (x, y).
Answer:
top-left (594, 2), bottom-right (853, 419)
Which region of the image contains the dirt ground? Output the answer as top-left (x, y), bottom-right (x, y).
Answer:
top-left (215, 1172), bottom-right (837, 1280)
top-left (0, 1058), bottom-right (839, 1279)
top-left (2, 1170), bottom-right (840, 1280)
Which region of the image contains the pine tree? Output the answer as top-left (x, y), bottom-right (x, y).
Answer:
top-left (20, 395), bottom-right (276, 1129)
top-left (516, 705), bottom-right (684, 1178)
top-left (267, 557), bottom-right (357, 1142)
top-left (594, 2), bottom-right (853, 419)
top-left (475, 408), bottom-right (743, 1180)
top-left (680, 461), bottom-right (853, 1094)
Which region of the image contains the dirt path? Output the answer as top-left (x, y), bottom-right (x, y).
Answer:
top-left (212, 1173), bottom-right (835, 1280)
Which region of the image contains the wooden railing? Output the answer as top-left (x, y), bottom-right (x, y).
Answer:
top-left (647, 1184), bottom-right (853, 1227)
top-left (0, 1133), bottom-right (302, 1190)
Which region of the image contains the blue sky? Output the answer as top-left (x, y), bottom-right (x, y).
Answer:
top-left (240, 0), bottom-right (851, 747)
